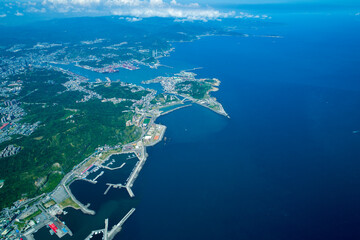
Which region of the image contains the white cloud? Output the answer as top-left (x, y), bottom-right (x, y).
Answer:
top-left (149, 0), bottom-right (163, 6)
top-left (112, 7), bottom-right (235, 21)
top-left (27, 7), bottom-right (47, 13)
top-left (18, 0), bottom-right (270, 22)
top-left (43, 0), bottom-right (141, 7)
top-left (44, 0), bottom-right (92, 5)
top-left (356, 12), bottom-right (360, 16)
top-left (15, 11), bottom-right (24, 16)
top-left (0, 14), bottom-right (7, 18)
top-left (23, 1), bottom-right (38, 6)
top-left (235, 12), bottom-right (271, 20)
top-left (105, 0), bottom-right (142, 7)
top-left (126, 16), bottom-right (142, 22)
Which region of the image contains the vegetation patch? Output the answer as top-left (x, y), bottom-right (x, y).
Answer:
top-left (59, 197), bottom-right (80, 209)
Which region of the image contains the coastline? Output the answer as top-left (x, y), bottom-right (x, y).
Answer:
top-left (22, 72), bottom-right (228, 239)
top-left (17, 34), bottom-right (230, 239)
top-left (56, 123), bottom-right (167, 239)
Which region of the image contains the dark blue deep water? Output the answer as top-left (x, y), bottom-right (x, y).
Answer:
top-left (119, 10), bottom-right (360, 240)
top-left (35, 7), bottom-right (360, 240)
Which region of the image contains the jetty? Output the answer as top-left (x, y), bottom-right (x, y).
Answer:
top-left (63, 180), bottom-right (95, 215)
top-left (85, 208), bottom-right (136, 240)
top-left (160, 104), bottom-right (192, 116)
top-left (101, 162), bottom-right (126, 170)
top-left (104, 183), bottom-right (125, 195)
top-left (108, 208), bottom-right (136, 239)
top-left (92, 170), bottom-right (104, 182)
top-left (124, 146), bottom-right (146, 197)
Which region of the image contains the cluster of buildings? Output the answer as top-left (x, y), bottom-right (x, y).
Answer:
top-left (0, 40), bottom-right (178, 239)
top-left (54, 66), bottom-right (105, 104)
top-left (0, 47), bottom-right (53, 80)
top-left (0, 80), bottom-right (22, 98)
top-left (0, 104), bottom-right (26, 123)
top-left (101, 97), bottom-right (125, 104)
top-left (142, 71), bottom-right (229, 117)
top-left (79, 60), bottom-right (140, 73)
top-left (151, 47), bottom-right (174, 59)
top-left (0, 197), bottom-right (34, 239)
top-left (132, 88), bottom-right (157, 110)
top-left (142, 71), bottom-right (196, 93)
top-left (0, 183), bottom-right (74, 239)
top-left (62, 79), bottom-right (102, 103)
top-left (0, 39), bottom-right (170, 86)
top-left (6, 44), bottom-right (26, 53)
top-left (0, 94), bottom-right (40, 144)
top-left (32, 42), bottom-right (63, 50)
top-left (142, 125), bottom-right (164, 146)
top-left (0, 145), bottom-right (21, 158)
top-left (79, 64), bottom-right (119, 73)
top-left (126, 113), bottom-right (143, 127)
top-left (80, 39), bottom-right (105, 45)
top-left (0, 121), bottom-right (40, 144)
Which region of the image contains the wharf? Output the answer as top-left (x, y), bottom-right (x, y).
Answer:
top-left (85, 208), bottom-right (136, 240)
top-left (64, 181), bottom-right (95, 215)
top-left (108, 208), bottom-right (136, 240)
top-left (101, 162), bottom-right (126, 171)
top-left (104, 183), bottom-right (125, 195)
top-left (160, 104), bottom-right (192, 116)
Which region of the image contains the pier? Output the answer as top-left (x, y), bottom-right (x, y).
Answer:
top-left (124, 147), bottom-right (146, 197)
top-left (160, 103), bottom-right (192, 116)
top-left (81, 178), bottom-right (97, 184)
top-left (104, 219), bottom-right (108, 240)
top-left (108, 208), bottom-right (136, 240)
top-left (126, 186), bottom-right (135, 198)
top-left (101, 162), bottom-right (126, 171)
top-left (92, 170), bottom-right (104, 182)
top-left (63, 182), bottom-right (95, 215)
top-left (103, 183), bottom-right (125, 195)
top-left (84, 209), bottom-right (136, 240)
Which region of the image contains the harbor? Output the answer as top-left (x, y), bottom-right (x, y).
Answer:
top-left (33, 123), bottom-right (166, 240)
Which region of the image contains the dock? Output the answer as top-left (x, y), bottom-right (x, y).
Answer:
top-left (108, 208), bottom-right (136, 240)
top-left (104, 219), bottom-right (109, 240)
top-left (85, 208), bottom-right (136, 240)
top-left (124, 147), bottom-right (146, 197)
top-left (63, 183), bottom-right (95, 215)
top-left (93, 170), bottom-right (104, 182)
top-left (101, 162), bottom-right (126, 171)
top-left (160, 104), bottom-right (192, 116)
top-left (104, 183), bottom-right (125, 195)
top-left (126, 186), bottom-right (135, 198)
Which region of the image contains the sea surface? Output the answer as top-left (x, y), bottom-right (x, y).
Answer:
top-left (36, 5), bottom-right (360, 240)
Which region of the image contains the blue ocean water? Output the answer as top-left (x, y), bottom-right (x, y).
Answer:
top-left (118, 9), bottom-right (360, 240)
top-left (34, 6), bottom-right (360, 240)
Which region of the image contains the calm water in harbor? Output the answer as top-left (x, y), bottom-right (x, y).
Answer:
top-left (36, 7), bottom-right (360, 240)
